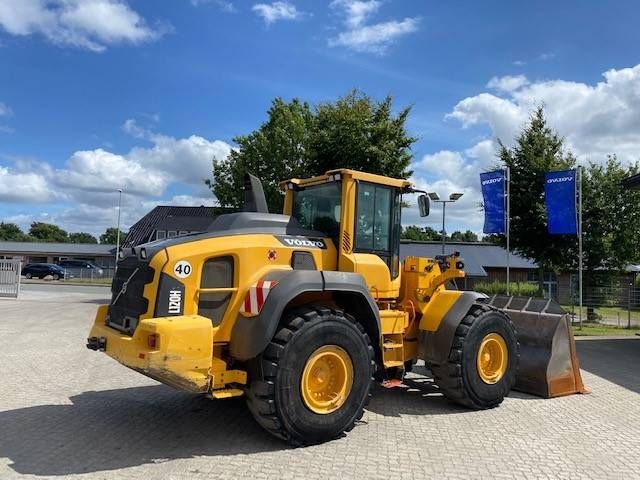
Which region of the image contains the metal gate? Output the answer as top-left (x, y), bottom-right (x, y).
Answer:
top-left (0, 260), bottom-right (21, 298)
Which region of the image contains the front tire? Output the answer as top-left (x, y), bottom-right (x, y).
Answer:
top-left (246, 306), bottom-right (374, 445)
top-left (25, 273), bottom-right (32, 279)
top-left (431, 304), bottom-right (519, 409)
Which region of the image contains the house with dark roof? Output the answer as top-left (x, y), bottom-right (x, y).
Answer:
top-left (400, 240), bottom-right (538, 291)
top-left (122, 206), bottom-right (236, 247)
top-left (623, 173), bottom-right (640, 190)
top-left (0, 241), bottom-right (116, 267)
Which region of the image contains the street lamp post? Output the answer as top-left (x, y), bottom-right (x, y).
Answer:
top-left (115, 189), bottom-right (123, 268)
top-left (428, 192), bottom-right (464, 254)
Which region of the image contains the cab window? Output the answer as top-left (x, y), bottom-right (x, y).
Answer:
top-left (292, 183), bottom-right (342, 239)
top-left (355, 182), bottom-right (401, 278)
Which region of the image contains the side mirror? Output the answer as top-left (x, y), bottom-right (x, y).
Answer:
top-left (418, 194), bottom-right (430, 217)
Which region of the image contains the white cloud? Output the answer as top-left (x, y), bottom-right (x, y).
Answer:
top-left (413, 63), bottom-right (640, 234)
top-left (0, 0), bottom-right (166, 52)
top-left (121, 118), bottom-right (149, 139)
top-left (252, 1), bottom-right (301, 25)
top-left (329, 0), bottom-right (419, 54)
top-left (0, 123), bottom-right (231, 234)
top-left (330, 0), bottom-right (381, 29)
top-left (450, 64), bottom-right (640, 160)
top-left (487, 74), bottom-right (529, 93)
top-left (191, 0), bottom-right (236, 12)
top-left (0, 102), bottom-right (12, 117)
top-left (0, 166), bottom-right (55, 203)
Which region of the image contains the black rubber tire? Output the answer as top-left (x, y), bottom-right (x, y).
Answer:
top-left (431, 304), bottom-right (519, 410)
top-left (53, 274), bottom-right (59, 280)
top-left (245, 306), bottom-right (375, 446)
top-left (25, 273), bottom-right (32, 279)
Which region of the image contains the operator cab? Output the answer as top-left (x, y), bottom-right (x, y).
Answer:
top-left (281, 169), bottom-right (429, 298)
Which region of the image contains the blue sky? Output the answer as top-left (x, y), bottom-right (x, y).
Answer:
top-left (1, 0), bottom-right (639, 237)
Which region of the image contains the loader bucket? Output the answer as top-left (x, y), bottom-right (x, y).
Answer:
top-left (486, 295), bottom-right (588, 398)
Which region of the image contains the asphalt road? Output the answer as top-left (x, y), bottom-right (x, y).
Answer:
top-left (20, 282), bottom-right (111, 297)
top-left (1, 291), bottom-right (639, 479)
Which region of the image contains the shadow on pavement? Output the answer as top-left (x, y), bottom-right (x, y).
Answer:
top-left (365, 365), bottom-right (468, 417)
top-left (0, 385), bottom-right (287, 476)
top-left (576, 338), bottom-right (640, 394)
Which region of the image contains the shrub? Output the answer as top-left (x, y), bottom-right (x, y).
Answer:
top-left (473, 281), bottom-right (541, 297)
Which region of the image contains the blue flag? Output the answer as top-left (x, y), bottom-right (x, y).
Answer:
top-left (480, 170), bottom-right (506, 234)
top-left (544, 169), bottom-right (577, 235)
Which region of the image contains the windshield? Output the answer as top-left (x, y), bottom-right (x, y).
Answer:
top-left (292, 182), bottom-right (342, 238)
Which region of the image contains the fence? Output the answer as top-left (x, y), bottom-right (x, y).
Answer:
top-left (0, 260), bottom-right (21, 298)
top-left (564, 281), bottom-right (640, 328)
top-left (61, 266), bottom-right (115, 284)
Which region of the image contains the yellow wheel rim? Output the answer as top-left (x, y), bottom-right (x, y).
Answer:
top-left (301, 345), bottom-right (353, 415)
top-left (476, 333), bottom-right (508, 384)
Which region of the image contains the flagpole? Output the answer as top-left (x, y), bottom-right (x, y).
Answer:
top-left (578, 166), bottom-right (583, 329)
top-left (506, 167), bottom-right (510, 295)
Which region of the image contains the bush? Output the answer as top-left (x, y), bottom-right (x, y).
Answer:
top-left (473, 281), bottom-right (541, 297)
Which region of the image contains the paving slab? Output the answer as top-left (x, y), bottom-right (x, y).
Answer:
top-left (1, 292), bottom-right (639, 479)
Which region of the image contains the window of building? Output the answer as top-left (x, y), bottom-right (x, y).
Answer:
top-left (198, 256), bottom-right (234, 326)
top-left (178, 231), bottom-right (188, 236)
top-left (155, 230), bottom-right (167, 240)
top-left (167, 231), bottom-right (177, 238)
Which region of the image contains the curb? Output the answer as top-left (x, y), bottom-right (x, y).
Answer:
top-left (22, 280), bottom-right (111, 288)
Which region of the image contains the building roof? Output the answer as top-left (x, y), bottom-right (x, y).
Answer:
top-left (399, 241), bottom-right (537, 277)
top-left (123, 206), bottom-right (225, 247)
top-left (623, 173), bottom-right (640, 190)
top-left (0, 241), bottom-right (115, 256)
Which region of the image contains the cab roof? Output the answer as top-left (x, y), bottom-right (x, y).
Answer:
top-left (279, 169), bottom-right (412, 190)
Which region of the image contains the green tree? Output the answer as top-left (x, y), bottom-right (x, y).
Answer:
top-left (208, 98), bottom-right (314, 213)
top-left (309, 90), bottom-right (415, 179)
top-left (100, 227), bottom-right (127, 245)
top-left (68, 232), bottom-right (98, 244)
top-left (401, 225), bottom-right (441, 241)
top-left (450, 230), bottom-right (479, 242)
top-left (497, 107), bottom-right (576, 272)
top-left (208, 90), bottom-right (416, 213)
top-left (29, 222), bottom-right (68, 243)
top-left (582, 156), bottom-right (640, 274)
top-left (0, 222), bottom-right (30, 241)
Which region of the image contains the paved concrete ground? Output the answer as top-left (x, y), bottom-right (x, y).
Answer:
top-left (1, 290), bottom-right (640, 480)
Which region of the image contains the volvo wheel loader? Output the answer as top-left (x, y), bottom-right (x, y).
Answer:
top-left (87, 169), bottom-right (586, 445)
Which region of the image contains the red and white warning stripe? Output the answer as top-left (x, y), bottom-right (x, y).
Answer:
top-left (241, 280), bottom-right (278, 316)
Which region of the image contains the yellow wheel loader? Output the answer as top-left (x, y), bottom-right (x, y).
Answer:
top-left (87, 169), bottom-right (586, 445)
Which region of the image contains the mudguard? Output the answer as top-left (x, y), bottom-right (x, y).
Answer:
top-left (229, 270), bottom-right (380, 361)
top-left (418, 291), bottom-right (487, 365)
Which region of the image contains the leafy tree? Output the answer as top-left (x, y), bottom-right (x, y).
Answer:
top-left (581, 156), bottom-right (640, 274)
top-left (100, 227), bottom-right (127, 245)
top-left (309, 90), bottom-right (415, 179)
top-left (208, 98), bottom-right (314, 213)
top-left (208, 90), bottom-right (416, 213)
top-left (401, 225), bottom-right (441, 241)
top-left (450, 230), bottom-right (479, 242)
top-left (497, 107), bottom-right (576, 272)
top-left (0, 222), bottom-right (30, 241)
top-left (29, 222), bottom-right (68, 243)
top-left (68, 232), bottom-right (98, 244)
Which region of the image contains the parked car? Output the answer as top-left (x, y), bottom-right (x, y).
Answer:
top-left (57, 259), bottom-right (105, 277)
top-left (22, 263), bottom-right (66, 280)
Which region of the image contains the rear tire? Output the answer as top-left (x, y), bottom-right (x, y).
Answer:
top-left (246, 306), bottom-right (374, 445)
top-left (431, 304), bottom-right (519, 409)
top-left (25, 273), bottom-right (32, 279)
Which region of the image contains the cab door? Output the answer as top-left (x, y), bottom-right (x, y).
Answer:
top-left (344, 181), bottom-right (402, 299)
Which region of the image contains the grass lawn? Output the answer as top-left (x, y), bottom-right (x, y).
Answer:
top-left (572, 322), bottom-right (640, 336)
top-left (562, 305), bottom-right (640, 325)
